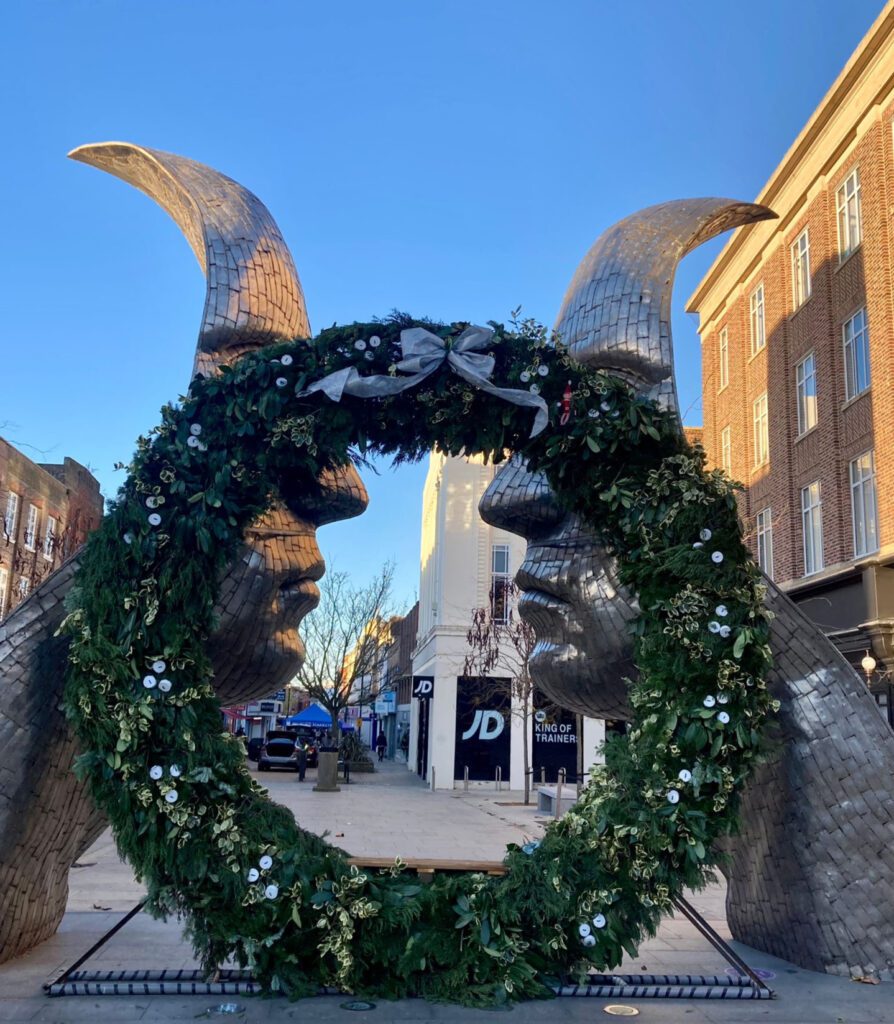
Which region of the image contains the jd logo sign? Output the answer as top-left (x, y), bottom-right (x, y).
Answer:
top-left (461, 709), bottom-right (505, 742)
top-left (454, 677), bottom-right (511, 782)
top-left (412, 676), bottom-right (434, 699)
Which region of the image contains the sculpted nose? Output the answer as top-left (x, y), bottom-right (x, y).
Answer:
top-left (278, 463), bottom-right (369, 527)
top-left (479, 455), bottom-right (565, 539)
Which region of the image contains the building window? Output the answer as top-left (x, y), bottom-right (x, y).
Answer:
top-left (801, 481), bottom-right (824, 576)
top-left (836, 167), bottom-right (862, 260)
top-left (0, 566), bottom-right (7, 618)
top-left (843, 308), bottom-right (870, 400)
top-left (17, 576), bottom-right (29, 599)
top-left (752, 392), bottom-right (769, 467)
top-left (718, 327), bottom-right (729, 390)
top-left (749, 284), bottom-right (765, 355)
top-left (791, 228), bottom-right (811, 307)
top-left (490, 543), bottom-right (511, 624)
top-left (850, 450), bottom-right (878, 558)
top-left (795, 352), bottom-right (817, 435)
top-left (3, 492), bottom-right (19, 540)
top-left (720, 425), bottom-right (731, 475)
top-left (43, 516), bottom-right (57, 560)
top-left (23, 505), bottom-right (39, 551)
top-left (756, 508), bottom-right (774, 579)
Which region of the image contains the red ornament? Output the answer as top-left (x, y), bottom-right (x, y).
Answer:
top-left (560, 381), bottom-right (573, 426)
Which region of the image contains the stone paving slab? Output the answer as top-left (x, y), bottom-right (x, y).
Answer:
top-left (2, 760), bottom-right (892, 1021)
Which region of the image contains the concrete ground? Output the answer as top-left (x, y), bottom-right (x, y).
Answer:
top-left (2, 759), bottom-right (892, 1022)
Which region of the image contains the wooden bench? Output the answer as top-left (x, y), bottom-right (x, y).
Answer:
top-left (348, 856), bottom-right (506, 884)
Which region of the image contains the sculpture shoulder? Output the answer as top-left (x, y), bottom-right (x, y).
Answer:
top-left (764, 579), bottom-right (893, 749)
top-left (0, 556), bottom-right (81, 666)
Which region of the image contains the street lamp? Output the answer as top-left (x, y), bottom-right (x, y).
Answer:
top-left (861, 650), bottom-right (894, 729)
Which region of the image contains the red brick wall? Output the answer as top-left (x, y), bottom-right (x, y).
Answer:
top-left (0, 440), bottom-right (103, 618)
top-left (701, 114), bottom-right (894, 587)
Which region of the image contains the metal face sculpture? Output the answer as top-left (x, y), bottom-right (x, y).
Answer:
top-left (481, 200), bottom-right (894, 980)
top-left (0, 144), bottom-right (366, 962)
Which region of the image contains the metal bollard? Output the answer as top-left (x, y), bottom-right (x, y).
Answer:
top-left (555, 768), bottom-right (566, 820)
top-left (430, 766), bottom-right (436, 791)
top-left (464, 766), bottom-right (469, 791)
top-left (496, 766), bottom-right (502, 792)
top-left (540, 767), bottom-right (546, 785)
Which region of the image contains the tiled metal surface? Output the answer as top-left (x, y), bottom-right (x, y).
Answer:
top-left (555, 199), bottom-right (773, 420)
top-left (0, 146), bottom-right (367, 963)
top-left (69, 143), bottom-right (312, 375)
top-left (481, 199), bottom-right (894, 979)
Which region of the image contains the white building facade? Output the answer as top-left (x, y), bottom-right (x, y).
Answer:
top-left (410, 452), bottom-right (604, 790)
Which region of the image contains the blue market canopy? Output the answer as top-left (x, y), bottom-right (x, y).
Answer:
top-left (283, 705), bottom-right (331, 727)
top-left (283, 705), bottom-right (353, 730)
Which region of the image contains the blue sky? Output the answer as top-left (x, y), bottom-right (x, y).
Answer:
top-left (1, 0), bottom-right (884, 605)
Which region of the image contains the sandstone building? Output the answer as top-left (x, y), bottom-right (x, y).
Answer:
top-left (0, 438), bottom-right (103, 619)
top-left (687, 2), bottom-right (894, 718)
top-left (410, 452), bottom-right (603, 789)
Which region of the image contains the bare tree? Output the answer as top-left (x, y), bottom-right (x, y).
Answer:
top-left (292, 561), bottom-right (397, 749)
top-left (464, 580), bottom-right (541, 804)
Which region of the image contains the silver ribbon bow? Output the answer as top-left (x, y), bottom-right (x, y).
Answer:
top-left (298, 326), bottom-right (549, 437)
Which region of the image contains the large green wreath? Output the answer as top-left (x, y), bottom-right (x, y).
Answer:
top-left (62, 315), bottom-right (775, 1006)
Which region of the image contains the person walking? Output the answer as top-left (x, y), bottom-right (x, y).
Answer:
top-left (295, 741), bottom-right (308, 782)
top-left (375, 730), bottom-right (387, 762)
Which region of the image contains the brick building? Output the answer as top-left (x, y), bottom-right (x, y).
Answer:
top-left (0, 438), bottom-right (103, 619)
top-left (687, 3), bottom-right (894, 715)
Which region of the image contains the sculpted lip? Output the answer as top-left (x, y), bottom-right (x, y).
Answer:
top-left (518, 588), bottom-right (570, 644)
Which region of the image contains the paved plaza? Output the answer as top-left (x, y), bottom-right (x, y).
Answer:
top-left (1, 760), bottom-right (891, 1023)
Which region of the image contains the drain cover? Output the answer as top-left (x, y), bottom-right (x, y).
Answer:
top-left (604, 1007), bottom-right (639, 1017)
top-left (206, 1005), bottom-right (245, 1016)
top-left (340, 1000), bottom-right (376, 1011)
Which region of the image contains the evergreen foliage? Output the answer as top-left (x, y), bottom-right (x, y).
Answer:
top-left (62, 317), bottom-right (775, 1005)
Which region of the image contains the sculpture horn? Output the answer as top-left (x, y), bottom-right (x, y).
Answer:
top-left (68, 142), bottom-right (311, 376)
top-left (555, 198), bottom-right (776, 421)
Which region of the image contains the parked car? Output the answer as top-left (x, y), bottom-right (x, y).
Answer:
top-left (257, 729), bottom-right (319, 771)
top-left (257, 735), bottom-right (302, 772)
